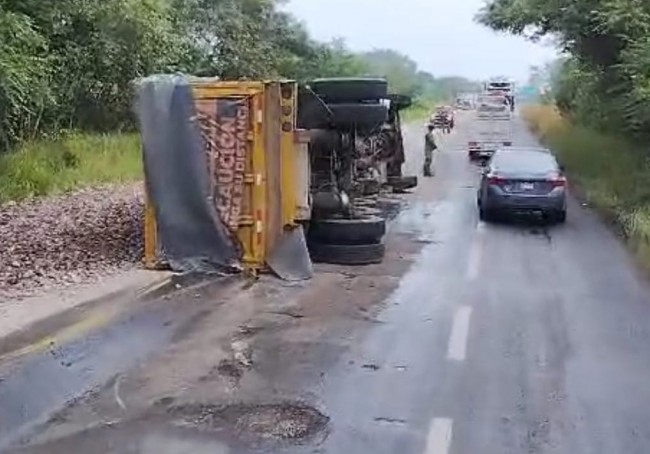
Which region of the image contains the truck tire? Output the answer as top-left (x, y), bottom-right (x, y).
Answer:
top-left (308, 241), bottom-right (386, 265)
top-left (388, 94), bottom-right (412, 110)
top-left (360, 178), bottom-right (381, 196)
top-left (355, 207), bottom-right (383, 217)
top-left (309, 215), bottom-right (386, 245)
top-left (479, 206), bottom-right (496, 222)
top-left (311, 78), bottom-right (388, 102)
top-left (297, 87), bottom-right (333, 129)
top-left (388, 175), bottom-right (418, 191)
top-left (327, 103), bottom-right (388, 129)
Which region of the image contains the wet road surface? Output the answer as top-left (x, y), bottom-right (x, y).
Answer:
top-left (286, 113), bottom-right (650, 453)
top-left (5, 112), bottom-right (650, 453)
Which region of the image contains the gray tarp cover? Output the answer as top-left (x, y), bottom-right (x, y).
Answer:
top-left (135, 75), bottom-right (240, 273)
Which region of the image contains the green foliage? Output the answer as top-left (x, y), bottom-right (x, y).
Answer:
top-left (0, 0), bottom-right (482, 201)
top-left (0, 9), bottom-right (52, 150)
top-left (0, 132), bottom-right (141, 203)
top-left (401, 98), bottom-right (437, 122)
top-left (524, 105), bottom-right (650, 268)
top-left (1, 0), bottom-right (481, 155)
top-left (479, 0), bottom-right (650, 138)
top-left (357, 49), bottom-right (480, 100)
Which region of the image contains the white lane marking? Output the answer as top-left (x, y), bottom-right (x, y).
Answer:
top-left (447, 306), bottom-right (473, 361)
top-left (466, 223), bottom-right (485, 281)
top-left (425, 418), bottom-right (453, 454)
top-left (114, 374), bottom-right (126, 411)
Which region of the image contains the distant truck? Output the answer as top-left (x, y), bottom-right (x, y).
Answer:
top-left (430, 106), bottom-right (454, 133)
top-left (455, 96), bottom-right (473, 110)
top-left (483, 78), bottom-right (515, 112)
top-left (468, 94), bottom-right (513, 160)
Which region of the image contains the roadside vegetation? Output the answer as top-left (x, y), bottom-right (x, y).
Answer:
top-left (523, 104), bottom-right (650, 265)
top-left (0, 0), bottom-right (476, 203)
top-left (479, 0), bottom-right (650, 265)
top-left (0, 134), bottom-right (141, 204)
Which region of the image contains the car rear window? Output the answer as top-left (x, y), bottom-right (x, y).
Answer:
top-left (492, 151), bottom-right (558, 173)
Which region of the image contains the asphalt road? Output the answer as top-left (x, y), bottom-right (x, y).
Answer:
top-left (6, 111), bottom-right (650, 453)
top-left (283, 111), bottom-right (650, 454)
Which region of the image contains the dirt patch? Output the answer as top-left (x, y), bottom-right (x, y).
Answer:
top-left (169, 401), bottom-right (329, 441)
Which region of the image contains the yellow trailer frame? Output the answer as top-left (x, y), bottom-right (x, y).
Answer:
top-left (143, 80), bottom-right (307, 273)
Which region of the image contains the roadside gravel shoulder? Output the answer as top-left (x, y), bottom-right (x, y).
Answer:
top-left (0, 183), bottom-right (145, 301)
top-left (0, 182), bottom-right (155, 338)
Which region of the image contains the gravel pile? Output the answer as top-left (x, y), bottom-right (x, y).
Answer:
top-left (0, 184), bottom-right (145, 299)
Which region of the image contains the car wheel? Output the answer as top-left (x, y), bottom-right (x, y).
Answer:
top-left (327, 103), bottom-right (389, 129)
top-left (309, 215), bottom-right (386, 245)
top-left (555, 210), bottom-right (567, 224)
top-left (479, 206), bottom-right (493, 222)
top-left (311, 77), bottom-right (388, 102)
top-left (308, 241), bottom-right (386, 265)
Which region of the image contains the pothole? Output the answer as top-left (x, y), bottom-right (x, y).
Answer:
top-left (217, 359), bottom-right (244, 380)
top-left (199, 359), bottom-right (244, 384)
top-left (169, 402), bottom-right (329, 441)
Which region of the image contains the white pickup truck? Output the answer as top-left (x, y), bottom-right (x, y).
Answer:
top-left (468, 94), bottom-right (512, 160)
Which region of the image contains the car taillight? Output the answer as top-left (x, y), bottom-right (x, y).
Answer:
top-left (549, 176), bottom-right (567, 188)
top-left (487, 175), bottom-right (506, 185)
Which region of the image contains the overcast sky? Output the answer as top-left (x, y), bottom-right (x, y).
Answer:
top-left (284, 0), bottom-right (557, 83)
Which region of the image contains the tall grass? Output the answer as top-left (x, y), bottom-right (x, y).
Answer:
top-left (523, 104), bottom-right (650, 265)
top-left (0, 133), bottom-right (142, 204)
top-left (402, 98), bottom-right (439, 123)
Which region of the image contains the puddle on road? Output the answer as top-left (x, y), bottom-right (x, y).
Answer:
top-left (0, 304), bottom-right (179, 450)
top-left (391, 200), bottom-right (458, 241)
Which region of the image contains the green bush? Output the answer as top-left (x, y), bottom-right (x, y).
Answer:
top-left (0, 133), bottom-right (141, 203)
top-left (402, 98), bottom-right (438, 122)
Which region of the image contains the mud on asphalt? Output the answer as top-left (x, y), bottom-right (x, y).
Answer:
top-left (7, 192), bottom-right (428, 453)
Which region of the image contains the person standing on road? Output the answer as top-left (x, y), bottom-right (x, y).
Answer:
top-left (424, 123), bottom-right (437, 176)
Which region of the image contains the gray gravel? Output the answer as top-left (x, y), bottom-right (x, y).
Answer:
top-left (0, 184), bottom-right (144, 299)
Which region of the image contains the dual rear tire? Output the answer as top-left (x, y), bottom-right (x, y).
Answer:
top-left (308, 215), bottom-right (387, 265)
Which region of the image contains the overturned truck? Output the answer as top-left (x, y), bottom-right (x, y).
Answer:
top-left (137, 76), bottom-right (416, 277)
top-left (298, 78), bottom-right (417, 265)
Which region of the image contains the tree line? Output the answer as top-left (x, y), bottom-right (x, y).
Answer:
top-left (0, 0), bottom-right (478, 152)
top-left (479, 0), bottom-right (650, 139)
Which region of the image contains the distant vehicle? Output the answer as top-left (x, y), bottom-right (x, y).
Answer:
top-left (430, 106), bottom-right (453, 133)
top-left (477, 148), bottom-right (567, 223)
top-left (484, 78), bottom-right (515, 112)
top-left (455, 98), bottom-right (472, 110)
top-left (469, 95), bottom-right (512, 159)
top-left (476, 94), bottom-right (510, 120)
top-left (440, 105), bottom-right (455, 129)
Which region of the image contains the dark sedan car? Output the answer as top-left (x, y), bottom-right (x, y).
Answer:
top-left (477, 148), bottom-right (567, 223)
